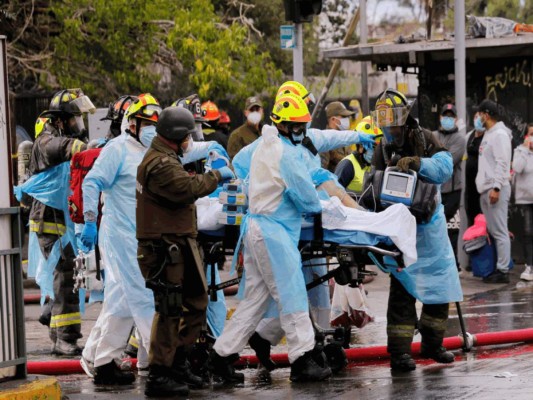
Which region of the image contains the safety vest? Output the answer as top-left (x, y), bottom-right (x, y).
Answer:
top-left (344, 153), bottom-right (369, 194)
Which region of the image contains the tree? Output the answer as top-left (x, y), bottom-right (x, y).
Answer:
top-left (2, 0), bottom-right (283, 105)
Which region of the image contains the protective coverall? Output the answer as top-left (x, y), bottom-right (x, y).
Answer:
top-left (231, 127), bottom-right (364, 342)
top-left (28, 123), bottom-right (86, 344)
top-left (82, 131), bottom-right (214, 369)
top-left (373, 123), bottom-right (463, 356)
top-left (213, 125), bottom-right (322, 363)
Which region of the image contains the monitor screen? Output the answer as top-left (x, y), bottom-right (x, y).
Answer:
top-left (386, 174), bottom-right (409, 192)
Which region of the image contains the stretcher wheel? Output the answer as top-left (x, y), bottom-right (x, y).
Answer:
top-left (323, 343), bottom-right (348, 373)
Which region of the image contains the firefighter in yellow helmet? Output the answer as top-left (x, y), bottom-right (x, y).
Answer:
top-left (28, 88), bottom-right (94, 356)
top-left (335, 116), bottom-right (382, 194)
top-left (211, 93), bottom-right (331, 385)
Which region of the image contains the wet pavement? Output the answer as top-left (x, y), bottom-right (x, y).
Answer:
top-left (20, 265), bottom-right (533, 399)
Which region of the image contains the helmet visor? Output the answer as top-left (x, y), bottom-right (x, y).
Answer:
top-left (142, 104), bottom-right (163, 118)
top-left (371, 107), bottom-right (410, 128)
top-left (303, 92), bottom-right (316, 107)
top-left (69, 95), bottom-right (96, 114)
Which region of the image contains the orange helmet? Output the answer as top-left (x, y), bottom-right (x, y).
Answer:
top-left (201, 101), bottom-right (221, 122)
top-left (219, 111), bottom-right (231, 124)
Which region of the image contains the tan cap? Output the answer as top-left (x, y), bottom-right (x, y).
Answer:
top-left (325, 101), bottom-right (355, 118)
top-left (245, 96), bottom-right (263, 110)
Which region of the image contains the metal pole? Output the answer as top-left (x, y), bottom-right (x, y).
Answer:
top-left (454, 0), bottom-right (466, 127)
top-left (454, 0), bottom-right (469, 269)
top-left (293, 23), bottom-right (304, 82)
top-left (360, 0), bottom-right (369, 115)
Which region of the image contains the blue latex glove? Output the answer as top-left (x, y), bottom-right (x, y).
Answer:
top-left (310, 167), bottom-right (336, 187)
top-left (358, 132), bottom-right (376, 151)
top-left (80, 221), bottom-right (97, 251)
top-left (217, 166), bottom-right (236, 181)
top-left (207, 143), bottom-right (230, 160)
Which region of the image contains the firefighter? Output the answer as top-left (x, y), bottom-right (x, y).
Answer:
top-left (371, 88), bottom-right (462, 371)
top-left (29, 88), bottom-right (95, 355)
top-left (136, 106), bottom-right (233, 397)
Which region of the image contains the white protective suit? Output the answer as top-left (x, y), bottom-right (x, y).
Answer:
top-left (81, 132), bottom-right (215, 369)
top-left (232, 127), bottom-right (363, 341)
top-left (213, 125), bottom-right (322, 363)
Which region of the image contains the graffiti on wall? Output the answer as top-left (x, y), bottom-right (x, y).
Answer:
top-left (485, 60), bottom-right (531, 102)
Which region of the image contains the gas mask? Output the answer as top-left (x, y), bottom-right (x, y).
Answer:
top-left (66, 115), bottom-right (88, 139)
top-left (382, 126), bottom-right (405, 148)
top-left (139, 125), bottom-right (157, 147)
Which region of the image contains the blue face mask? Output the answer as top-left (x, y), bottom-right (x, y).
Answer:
top-left (441, 116), bottom-right (456, 131)
top-left (474, 116), bottom-right (486, 132)
top-left (306, 121), bottom-right (312, 130)
top-left (139, 125), bottom-right (157, 147)
top-left (363, 148), bottom-right (374, 164)
top-left (292, 133), bottom-right (304, 143)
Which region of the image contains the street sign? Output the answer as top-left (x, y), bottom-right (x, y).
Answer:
top-left (280, 25), bottom-right (295, 50)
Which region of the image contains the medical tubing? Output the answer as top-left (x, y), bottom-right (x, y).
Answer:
top-left (26, 328), bottom-right (533, 374)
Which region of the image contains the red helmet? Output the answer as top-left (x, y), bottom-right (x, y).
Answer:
top-left (219, 111), bottom-right (231, 124)
top-left (201, 101), bottom-right (221, 122)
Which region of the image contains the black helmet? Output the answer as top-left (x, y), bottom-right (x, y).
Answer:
top-left (101, 95), bottom-right (138, 137)
top-left (156, 106), bottom-right (197, 142)
top-left (171, 94), bottom-right (207, 122)
top-left (49, 88), bottom-right (96, 116)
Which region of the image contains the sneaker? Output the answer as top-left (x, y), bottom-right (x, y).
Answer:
top-left (289, 350), bottom-right (332, 382)
top-left (80, 356), bottom-right (95, 378)
top-left (53, 339), bottom-right (83, 356)
top-left (94, 361), bottom-right (136, 385)
top-left (520, 266), bottom-right (533, 281)
top-left (390, 353), bottom-right (416, 372)
top-left (482, 270), bottom-right (510, 284)
top-left (420, 346), bottom-right (455, 364)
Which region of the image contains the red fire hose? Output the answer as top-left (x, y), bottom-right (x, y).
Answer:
top-left (26, 328), bottom-right (533, 375)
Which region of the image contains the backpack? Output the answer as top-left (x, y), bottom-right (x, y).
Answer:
top-left (68, 148), bottom-right (103, 223)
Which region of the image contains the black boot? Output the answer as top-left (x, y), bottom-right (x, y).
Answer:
top-left (209, 352), bottom-right (244, 386)
top-left (420, 345), bottom-right (455, 364)
top-left (93, 361), bottom-right (135, 385)
top-left (172, 348), bottom-right (206, 389)
top-left (248, 332), bottom-right (277, 371)
top-left (290, 350), bottom-right (332, 382)
top-left (390, 353), bottom-right (416, 372)
top-left (145, 365), bottom-right (189, 398)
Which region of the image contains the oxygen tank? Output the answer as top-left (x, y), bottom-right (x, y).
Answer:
top-left (17, 140), bottom-right (33, 208)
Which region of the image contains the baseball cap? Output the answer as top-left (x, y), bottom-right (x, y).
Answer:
top-left (475, 99), bottom-right (499, 117)
top-left (440, 103), bottom-right (457, 117)
top-left (325, 101), bottom-right (355, 118)
top-left (245, 96), bottom-right (263, 111)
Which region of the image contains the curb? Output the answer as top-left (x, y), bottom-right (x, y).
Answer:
top-left (0, 376), bottom-right (61, 400)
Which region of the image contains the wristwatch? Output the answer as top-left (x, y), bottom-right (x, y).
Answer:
top-left (493, 187), bottom-right (500, 192)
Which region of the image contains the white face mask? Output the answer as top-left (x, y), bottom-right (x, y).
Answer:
top-left (182, 136), bottom-right (193, 154)
top-left (337, 117), bottom-right (350, 131)
top-left (247, 111), bottom-right (262, 125)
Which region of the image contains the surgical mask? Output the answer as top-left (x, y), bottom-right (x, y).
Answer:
top-left (337, 117), bottom-right (350, 130)
top-left (363, 148), bottom-right (374, 164)
top-left (291, 132), bottom-right (305, 143)
top-left (474, 116), bottom-right (486, 132)
top-left (306, 121), bottom-right (312, 130)
top-left (139, 125), bottom-right (157, 147)
top-left (192, 123), bottom-right (204, 141)
top-left (441, 116), bottom-right (456, 131)
top-left (247, 111), bottom-right (262, 125)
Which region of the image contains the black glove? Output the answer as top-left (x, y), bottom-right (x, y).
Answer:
top-left (396, 156), bottom-right (421, 172)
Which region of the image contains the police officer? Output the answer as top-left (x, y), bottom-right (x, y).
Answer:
top-left (370, 89), bottom-right (462, 371)
top-left (136, 106), bottom-right (234, 397)
top-left (29, 88), bottom-right (94, 355)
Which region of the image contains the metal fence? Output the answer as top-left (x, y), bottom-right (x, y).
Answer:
top-left (0, 207), bottom-right (26, 379)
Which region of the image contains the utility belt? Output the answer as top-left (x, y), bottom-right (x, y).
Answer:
top-left (360, 167), bottom-right (438, 224)
top-left (145, 243), bottom-right (183, 317)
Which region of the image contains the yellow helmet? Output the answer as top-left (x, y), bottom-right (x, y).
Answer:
top-left (356, 116), bottom-right (382, 142)
top-left (49, 88), bottom-right (95, 116)
top-left (270, 93), bottom-right (311, 124)
top-left (372, 88), bottom-right (411, 128)
top-left (275, 81), bottom-right (316, 106)
top-left (125, 93), bottom-right (162, 123)
top-left (35, 117), bottom-right (50, 138)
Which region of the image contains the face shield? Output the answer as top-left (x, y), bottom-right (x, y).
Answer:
top-left (69, 95), bottom-right (96, 114)
top-left (66, 115), bottom-right (88, 139)
top-left (193, 123), bottom-right (204, 141)
top-left (371, 106), bottom-right (410, 129)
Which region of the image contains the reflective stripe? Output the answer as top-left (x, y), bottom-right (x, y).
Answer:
top-left (343, 153), bottom-right (368, 193)
top-left (419, 314), bottom-right (448, 331)
top-left (71, 139), bottom-right (85, 155)
top-left (387, 324), bottom-right (415, 338)
top-left (128, 335), bottom-right (139, 349)
top-left (29, 220), bottom-right (66, 235)
top-left (50, 312), bottom-right (81, 328)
